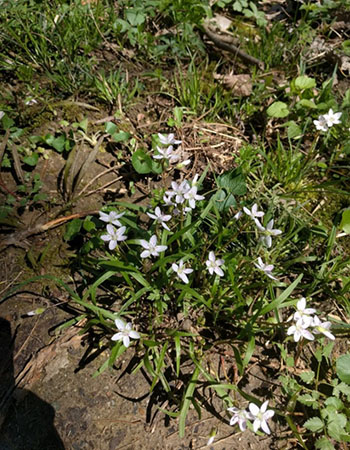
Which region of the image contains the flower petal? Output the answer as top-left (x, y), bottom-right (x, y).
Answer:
top-left (123, 335), bottom-right (130, 348)
top-left (115, 318), bottom-right (125, 330)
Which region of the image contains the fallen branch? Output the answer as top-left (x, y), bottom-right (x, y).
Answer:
top-left (202, 24), bottom-right (264, 70)
top-left (0, 210), bottom-right (99, 251)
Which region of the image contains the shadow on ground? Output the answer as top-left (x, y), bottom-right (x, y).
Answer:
top-left (0, 317), bottom-right (65, 450)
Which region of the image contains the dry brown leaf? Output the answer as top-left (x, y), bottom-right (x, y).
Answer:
top-left (213, 73), bottom-right (252, 97)
top-left (204, 14), bottom-right (232, 33)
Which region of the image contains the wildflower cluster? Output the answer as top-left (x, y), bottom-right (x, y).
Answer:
top-left (153, 133), bottom-right (190, 168)
top-left (287, 297), bottom-right (335, 342)
top-left (93, 134), bottom-right (337, 443)
top-left (313, 108), bottom-right (342, 132)
top-left (240, 203), bottom-right (281, 279)
top-left (99, 211), bottom-right (127, 250)
top-left (163, 175), bottom-right (204, 214)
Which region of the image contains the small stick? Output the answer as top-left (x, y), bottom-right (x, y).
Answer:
top-left (202, 25), bottom-right (264, 69)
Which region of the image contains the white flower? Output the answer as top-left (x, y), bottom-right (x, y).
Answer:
top-left (323, 108), bottom-right (342, 127)
top-left (254, 257), bottom-right (278, 280)
top-left (101, 225), bottom-right (127, 250)
top-left (166, 180), bottom-right (190, 205)
top-left (234, 211), bottom-right (242, 220)
top-left (172, 260), bottom-right (193, 284)
top-left (293, 297), bottom-right (316, 327)
top-left (313, 116), bottom-right (328, 132)
top-left (191, 173), bottom-right (200, 186)
top-left (111, 318), bottom-right (140, 348)
top-left (207, 435), bottom-right (215, 446)
top-left (147, 207), bottom-right (172, 231)
top-left (176, 159), bottom-right (191, 168)
top-left (0, 111), bottom-right (5, 120)
top-left (24, 98), bottom-right (38, 106)
top-left (163, 194), bottom-right (175, 206)
top-left (26, 307), bottom-right (45, 316)
top-left (248, 401), bottom-right (275, 435)
top-left (153, 145), bottom-right (180, 163)
top-left (243, 203), bottom-right (264, 219)
top-left (228, 407), bottom-right (253, 432)
top-left (312, 316), bottom-right (335, 340)
top-left (184, 186), bottom-right (205, 209)
top-left (139, 235), bottom-right (167, 258)
top-left (99, 210), bottom-right (125, 227)
top-left (255, 219), bottom-right (282, 248)
top-left (158, 133), bottom-right (182, 146)
top-left (206, 251), bottom-right (224, 277)
top-left (287, 318), bottom-right (315, 342)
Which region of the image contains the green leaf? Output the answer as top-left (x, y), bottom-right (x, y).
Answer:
top-left (267, 101), bottom-right (290, 118)
top-left (2, 115), bottom-right (14, 129)
top-left (212, 190), bottom-right (237, 212)
top-left (131, 149), bottom-right (153, 174)
top-left (298, 393), bottom-right (320, 409)
top-left (179, 366), bottom-right (200, 438)
top-left (333, 382), bottom-right (350, 401)
top-left (299, 370), bottom-right (315, 384)
top-left (64, 218), bottom-right (82, 241)
top-left (340, 210), bottom-right (350, 234)
top-left (296, 99), bottom-right (317, 109)
top-left (258, 273), bottom-right (303, 316)
top-left (216, 167), bottom-right (246, 195)
top-left (83, 217), bottom-right (96, 232)
top-left (304, 417), bottom-right (324, 432)
top-left (105, 122), bottom-right (118, 135)
top-left (336, 354), bottom-right (350, 384)
top-left (126, 9), bottom-right (146, 26)
top-left (51, 135), bottom-right (67, 152)
top-left (287, 120), bottom-right (303, 139)
top-left (315, 437), bottom-right (335, 450)
top-left (327, 414), bottom-right (347, 441)
top-left (23, 153), bottom-right (39, 166)
top-left (111, 131), bottom-right (130, 142)
top-left (295, 75), bottom-right (316, 90)
top-left (324, 396), bottom-right (343, 410)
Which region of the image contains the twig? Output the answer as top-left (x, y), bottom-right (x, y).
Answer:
top-left (202, 24), bottom-right (264, 69)
top-left (0, 210), bottom-right (99, 251)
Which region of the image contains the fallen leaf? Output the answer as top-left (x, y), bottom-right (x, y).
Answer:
top-left (204, 14), bottom-right (232, 33)
top-left (213, 73), bottom-right (252, 96)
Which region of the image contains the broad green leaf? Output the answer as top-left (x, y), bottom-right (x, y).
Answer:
top-left (327, 414), bottom-right (347, 441)
top-left (299, 370), bottom-right (315, 384)
top-left (126, 9), bottom-right (145, 26)
top-left (324, 396), bottom-right (343, 410)
top-left (315, 438), bottom-right (335, 450)
top-left (295, 75), bottom-right (316, 90)
top-left (105, 122), bottom-right (118, 135)
top-left (217, 167), bottom-right (246, 195)
top-left (64, 218), bottom-right (82, 241)
top-left (131, 149), bottom-right (153, 174)
top-left (333, 382), bottom-right (350, 400)
top-left (267, 101), bottom-right (289, 118)
top-left (340, 210), bottom-right (350, 234)
top-left (23, 153), bottom-right (39, 166)
top-left (112, 131), bottom-right (130, 142)
top-left (298, 393), bottom-right (320, 409)
top-left (296, 99), bottom-right (317, 109)
top-left (212, 190), bottom-right (237, 212)
top-left (304, 417), bottom-right (324, 432)
top-left (287, 121), bottom-right (302, 139)
top-left (336, 354), bottom-right (350, 384)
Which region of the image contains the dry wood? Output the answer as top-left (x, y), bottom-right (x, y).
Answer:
top-left (202, 24), bottom-right (264, 69)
